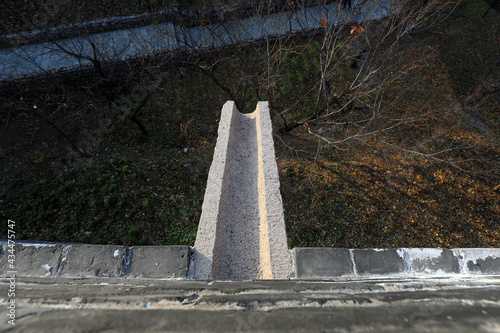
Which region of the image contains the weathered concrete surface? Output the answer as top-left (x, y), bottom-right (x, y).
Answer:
top-left (400, 248), bottom-right (460, 275)
top-left (0, 244), bottom-right (190, 278)
top-left (127, 246), bottom-right (190, 278)
top-left (294, 248), bottom-right (500, 279)
top-left (3, 243), bottom-right (499, 280)
top-left (193, 101), bottom-right (292, 280)
top-left (353, 249), bottom-right (407, 275)
top-left (0, 244), bottom-right (64, 277)
top-left (456, 248), bottom-right (500, 274)
top-left (294, 248), bottom-right (353, 277)
top-left (1, 276), bottom-right (499, 332)
top-left (57, 244), bottom-right (128, 278)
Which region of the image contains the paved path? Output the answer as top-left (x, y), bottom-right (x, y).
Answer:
top-left (0, 0), bottom-right (396, 82)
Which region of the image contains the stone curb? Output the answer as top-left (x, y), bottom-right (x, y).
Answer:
top-left (0, 243), bottom-right (190, 279)
top-left (293, 248), bottom-right (500, 279)
top-left (2, 244), bottom-right (499, 280)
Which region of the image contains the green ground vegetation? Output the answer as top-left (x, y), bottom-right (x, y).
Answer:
top-left (0, 0), bottom-right (498, 247)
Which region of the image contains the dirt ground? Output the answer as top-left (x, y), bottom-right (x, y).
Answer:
top-left (0, 0), bottom-right (499, 247)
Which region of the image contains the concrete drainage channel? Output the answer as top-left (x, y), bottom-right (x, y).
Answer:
top-left (1, 102), bottom-right (500, 331)
top-left (192, 102), bottom-right (292, 280)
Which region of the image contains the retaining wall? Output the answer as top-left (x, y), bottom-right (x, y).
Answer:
top-left (0, 0), bottom-right (396, 82)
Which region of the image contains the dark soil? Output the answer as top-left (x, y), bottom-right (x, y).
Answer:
top-left (0, 0), bottom-right (498, 247)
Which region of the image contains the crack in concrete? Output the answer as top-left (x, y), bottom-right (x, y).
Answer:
top-left (121, 248), bottom-right (133, 277)
top-left (55, 245), bottom-right (71, 276)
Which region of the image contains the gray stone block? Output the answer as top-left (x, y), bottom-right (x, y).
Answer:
top-left (401, 248), bottom-right (460, 275)
top-left (457, 249), bottom-right (500, 274)
top-left (127, 246), bottom-right (191, 278)
top-left (60, 245), bottom-right (128, 277)
top-left (293, 248), bottom-right (353, 278)
top-left (353, 249), bottom-right (406, 275)
top-left (0, 244), bottom-right (65, 277)
top-left (466, 256), bottom-right (500, 274)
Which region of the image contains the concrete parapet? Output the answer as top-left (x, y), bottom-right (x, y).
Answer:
top-left (1, 0), bottom-right (398, 82)
top-left (293, 247), bottom-right (354, 278)
top-left (400, 248), bottom-right (461, 275)
top-left (353, 249), bottom-right (407, 275)
top-left (293, 248), bottom-right (500, 279)
top-left (57, 244), bottom-right (128, 278)
top-left (455, 248), bottom-right (500, 274)
top-left (3, 244), bottom-right (498, 280)
top-left (0, 243), bottom-right (190, 279)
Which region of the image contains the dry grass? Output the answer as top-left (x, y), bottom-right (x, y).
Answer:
top-left (277, 0), bottom-right (500, 248)
top-left (0, 0), bottom-right (498, 247)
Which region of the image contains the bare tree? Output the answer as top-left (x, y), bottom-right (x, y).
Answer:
top-left (1, 0), bottom-right (487, 171)
top-left (180, 0), bottom-right (477, 170)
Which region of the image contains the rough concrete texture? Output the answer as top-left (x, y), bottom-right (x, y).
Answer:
top-left (0, 244), bottom-right (65, 277)
top-left (193, 101), bottom-right (292, 280)
top-left (294, 248), bottom-right (500, 278)
top-left (399, 248), bottom-right (460, 275)
top-left (456, 248), bottom-right (500, 274)
top-left (0, 243), bottom-right (191, 278)
top-left (353, 249), bottom-right (407, 275)
top-left (192, 101), bottom-right (238, 279)
top-left (1, 276), bottom-right (499, 332)
top-left (59, 244), bottom-right (128, 278)
top-left (293, 248), bottom-right (353, 278)
top-left (127, 246), bottom-right (190, 278)
top-left (255, 102), bottom-right (293, 280)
